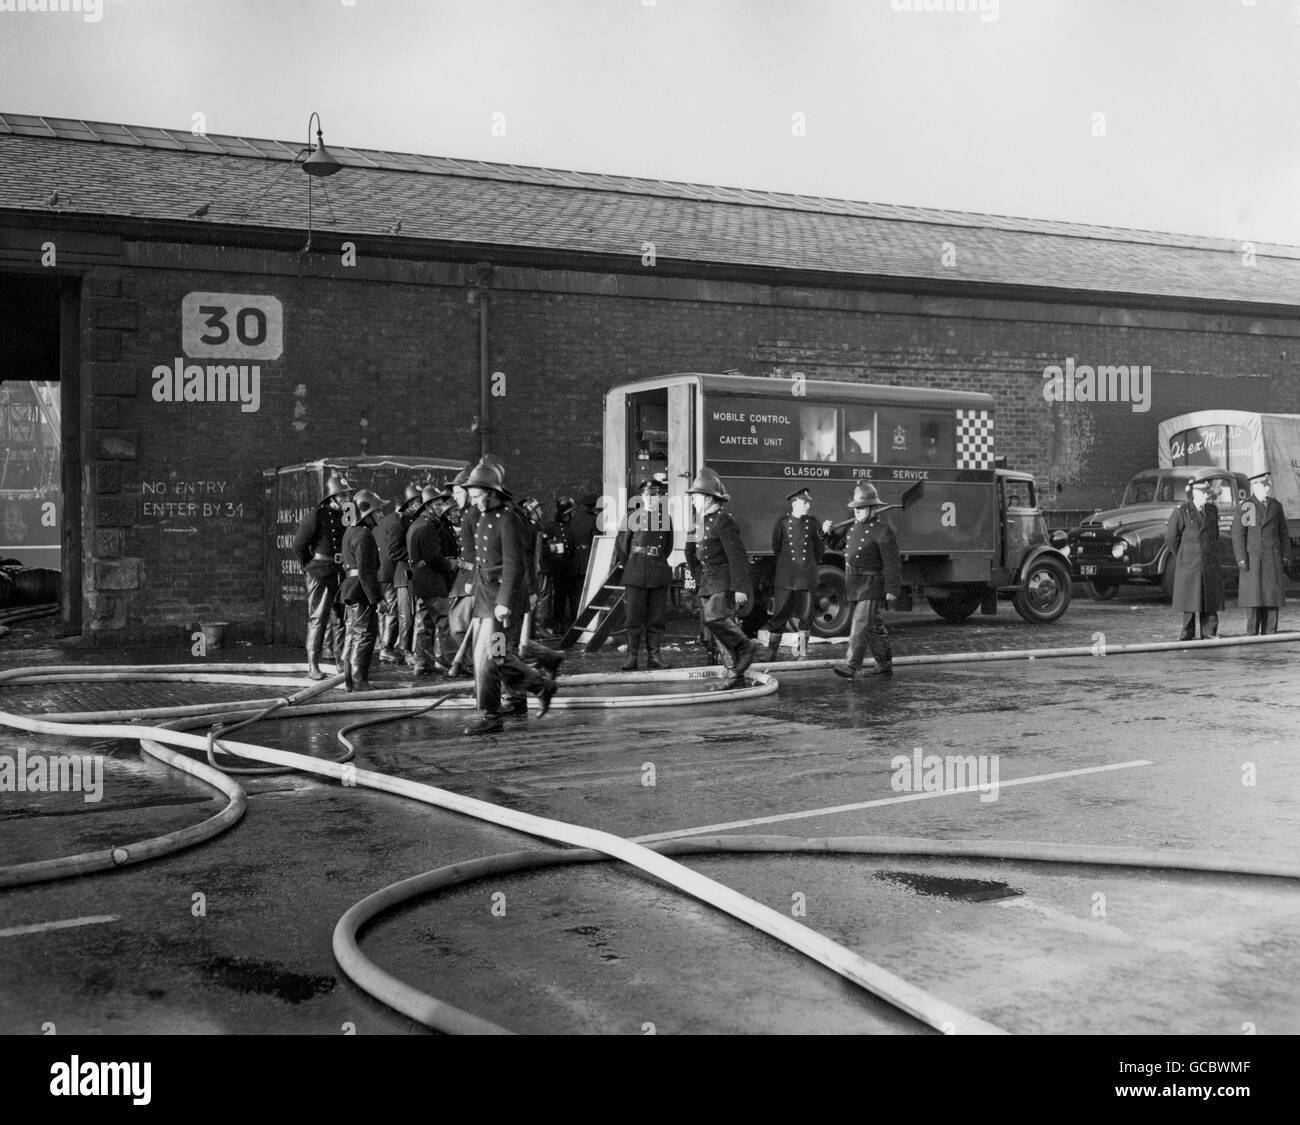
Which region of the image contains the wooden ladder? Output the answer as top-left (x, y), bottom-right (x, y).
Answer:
top-left (562, 534), bottom-right (628, 652)
top-left (561, 567), bottom-right (626, 652)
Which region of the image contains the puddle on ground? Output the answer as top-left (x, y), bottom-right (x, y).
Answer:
top-left (872, 871), bottom-right (1023, 903)
top-left (198, 955), bottom-right (336, 1003)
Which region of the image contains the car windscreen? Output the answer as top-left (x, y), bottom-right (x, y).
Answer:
top-left (1122, 479), bottom-right (1158, 505)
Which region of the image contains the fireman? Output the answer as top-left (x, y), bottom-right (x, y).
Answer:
top-left (541, 497), bottom-right (580, 637)
top-left (615, 472), bottom-right (673, 670)
top-left (764, 486), bottom-right (825, 661)
top-left (338, 488), bottom-right (388, 692)
top-left (687, 467), bottom-right (759, 687)
top-left (376, 483), bottom-right (422, 666)
top-left (446, 465), bottom-right (477, 672)
top-left (825, 483), bottom-right (901, 679)
top-left (292, 472), bottom-right (353, 680)
top-left (463, 459), bottom-right (558, 735)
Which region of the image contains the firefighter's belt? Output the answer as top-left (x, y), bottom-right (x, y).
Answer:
top-left (630, 546), bottom-right (662, 557)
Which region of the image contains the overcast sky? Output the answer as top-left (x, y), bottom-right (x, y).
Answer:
top-left (1, 0), bottom-right (1297, 244)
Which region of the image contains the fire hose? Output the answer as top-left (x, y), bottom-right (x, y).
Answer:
top-left (2, 632), bottom-right (1298, 1033)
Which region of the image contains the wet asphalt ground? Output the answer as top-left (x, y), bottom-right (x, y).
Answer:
top-left (1, 588), bottom-right (1298, 1036)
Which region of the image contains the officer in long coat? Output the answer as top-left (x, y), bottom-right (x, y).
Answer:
top-left (764, 486), bottom-right (825, 661)
top-left (292, 472), bottom-right (353, 680)
top-left (687, 466), bottom-right (758, 687)
top-left (615, 473), bottom-right (674, 670)
top-left (407, 485), bottom-right (459, 675)
top-left (1165, 477), bottom-right (1225, 640)
top-left (1231, 471), bottom-right (1290, 635)
top-left (826, 483), bottom-right (901, 678)
top-left (376, 483), bottom-right (421, 665)
top-left (338, 489), bottom-right (388, 692)
top-left (463, 459), bottom-right (558, 736)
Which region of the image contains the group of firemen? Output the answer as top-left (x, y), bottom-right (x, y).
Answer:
top-left (293, 458), bottom-right (590, 736)
top-left (291, 459), bottom-right (1289, 735)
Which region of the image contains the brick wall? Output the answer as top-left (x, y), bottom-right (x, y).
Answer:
top-left (68, 243), bottom-right (1300, 641)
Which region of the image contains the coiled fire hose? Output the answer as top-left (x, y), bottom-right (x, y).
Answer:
top-left (2, 631), bottom-right (1298, 1033)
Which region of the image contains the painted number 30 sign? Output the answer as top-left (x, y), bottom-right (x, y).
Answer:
top-left (182, 292), bottom-right (284, 360)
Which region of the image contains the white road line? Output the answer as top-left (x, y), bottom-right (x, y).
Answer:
top-left (0, 914), bottom-right (120, 939)
top-left (633, 759), bottom-right (1155, 843)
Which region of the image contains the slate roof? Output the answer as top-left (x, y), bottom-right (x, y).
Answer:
top-left (1, 112), bottom-right (1297, 309)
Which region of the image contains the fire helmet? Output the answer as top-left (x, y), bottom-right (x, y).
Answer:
top-left (464, 459), bottom-right (507, 494)
top-left (687, 467), bottom-right (729, 501)
top-left (849, 484), bottom-right (883, 509)
top-left (352, 489), bottom-right (386, 520)
top-left (398, 483), bottom-right (422, 512)
top-left (325, 473), bottom-right (354, 500)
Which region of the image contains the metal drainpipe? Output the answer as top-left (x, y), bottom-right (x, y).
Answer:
top-left (474, 263), bottom-right (494, 461)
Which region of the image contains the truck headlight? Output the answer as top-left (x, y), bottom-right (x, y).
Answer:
top-left (1111, 542), bottom-right (1127, 559)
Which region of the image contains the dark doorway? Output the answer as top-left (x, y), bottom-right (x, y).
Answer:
top-left (0, 272), bottom-right (79, 629)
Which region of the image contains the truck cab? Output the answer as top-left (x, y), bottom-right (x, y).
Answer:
top-left (1065, 468), bottom-right (1246, 600)
top-left (592, 373), bottom-right (1071, 637)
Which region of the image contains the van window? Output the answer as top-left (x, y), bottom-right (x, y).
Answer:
top-left (1002, 480), bottom-right (1035, 509)
top-left (842, 407), bottom-right (874, 463)
top-left (799, 406), bottom-right (838, 462)
top-left (1156, 478), bottom-right (1181, 502)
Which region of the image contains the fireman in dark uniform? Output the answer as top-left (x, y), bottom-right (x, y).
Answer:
top-left (292, 472), bottom-right (353, 680)
top-left (765, 486), bottom-right (825, 661)
top-left (1165, 476), bottom-right (1225, 640)
top-left (687, 466), bottom-right (758, 687)
top-left (1231, 472), bottom-right (1291, 635)
top-left (408, 484), bottom-right (460, 675)
top-left (542, 497), bottom-right (580, 636)
top-left (826, 483), bottom-right (901, 679)
top-left (616, 472), bottom-right (674, 670)
top-left (338, 488), bottom-right (387, 692)
top-left (464, 459), bottom-right (558, 736)
top-left (376, 483), bottom-right (421, 666)
top-left (446, 465), bottom-right (477, 672)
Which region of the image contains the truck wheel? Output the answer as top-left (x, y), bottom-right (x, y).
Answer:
top-left (1086, 580), bottom-right (1119, 601)
top-left (810, 565), bottom-right (850, 638)
top-left (927, 589), bottom-right (982, 622)
top-left (1013, 556), bottom-right (1071, 624)
top-left (1161, 559), bottom-right (1176, 603)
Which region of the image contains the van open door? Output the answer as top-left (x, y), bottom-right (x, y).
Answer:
top-left (667, 381), bottom-right (695, 556)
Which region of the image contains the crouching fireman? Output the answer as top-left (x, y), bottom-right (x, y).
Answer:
top-left (687, 467), bottom-right (759, 688)
top-left (825, 483), bottom-right (901, 679)
top-left (338, 488), bottom-right (389, 692)
top-left (463, 459), bottom-right (559, 736)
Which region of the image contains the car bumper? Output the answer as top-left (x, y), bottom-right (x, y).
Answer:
top-left (1070, 558), bottom-right (1160, 583)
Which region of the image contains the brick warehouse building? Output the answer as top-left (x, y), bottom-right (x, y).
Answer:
top-left (1, 113), bottom-right (1298, 643)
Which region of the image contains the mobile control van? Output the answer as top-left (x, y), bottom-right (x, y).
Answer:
top-left (594, 373), bottom-right (1071, 635)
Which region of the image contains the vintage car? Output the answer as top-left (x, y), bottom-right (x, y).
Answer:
top-left (1064, 467), bottom-right (1246, 600)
